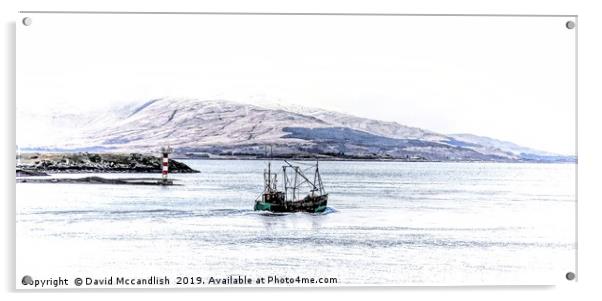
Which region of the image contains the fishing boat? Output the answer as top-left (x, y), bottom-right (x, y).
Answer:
top-left (254, 160), bottom-right (328, 213)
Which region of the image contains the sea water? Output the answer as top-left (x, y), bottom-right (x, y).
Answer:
top-left (16, 160), bottom-right (576, 286)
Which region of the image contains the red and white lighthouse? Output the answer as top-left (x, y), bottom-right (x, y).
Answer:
top-left (161, 146), bottom-right (173, 183)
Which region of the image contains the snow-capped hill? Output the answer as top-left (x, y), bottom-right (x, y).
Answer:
top-left (84, 98), bottom-right (330, 149)
top-left (255, 101), bottom-right (446, 142)
top-left (17, 98), bottom-right (574, 162)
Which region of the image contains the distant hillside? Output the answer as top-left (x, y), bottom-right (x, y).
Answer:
top-left (17, 98), bottom-right (575, 162)
top-left (448, 134), bottom-right (575, 163)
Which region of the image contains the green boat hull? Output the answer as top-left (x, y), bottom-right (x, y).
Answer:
top-left (254, 202), bottom-right (272, 211)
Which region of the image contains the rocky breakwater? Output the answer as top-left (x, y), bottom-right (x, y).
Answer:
top-left (17, 152), bottom-right (199, 174)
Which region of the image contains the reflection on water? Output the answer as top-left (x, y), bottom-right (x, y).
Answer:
top-left (17, 160), bottom-right (576, 285)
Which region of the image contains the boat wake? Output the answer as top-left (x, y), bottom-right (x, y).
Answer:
top-left (319, 206), bottom-right (338, 215)
top-left (22, 206), bottom-right (338, 223)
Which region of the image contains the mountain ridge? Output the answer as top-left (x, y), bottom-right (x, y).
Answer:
top-left (17, 98), bottom-right (575, 162)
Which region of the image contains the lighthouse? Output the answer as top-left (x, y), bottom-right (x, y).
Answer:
top-left (161, 146), bottom-right (173, 184)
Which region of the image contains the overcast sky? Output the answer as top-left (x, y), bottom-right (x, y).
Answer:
top-left (17, 14), bottom-right (576, 154)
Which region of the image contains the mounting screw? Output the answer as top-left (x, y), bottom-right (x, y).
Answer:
top-left (566, 20), bottom-right (575, 29)
top-left (22, 17), bottom-right (32, 26)
top-left (566, 272), bottom-right (576, 281)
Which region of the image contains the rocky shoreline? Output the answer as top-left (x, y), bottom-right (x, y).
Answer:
top-left (16, 152), bottom-right (199, 175)
top-left (17, 176), bottom-right (179, 186)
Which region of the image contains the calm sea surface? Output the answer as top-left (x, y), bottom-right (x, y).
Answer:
top-left (16, 160), bottom-right (576, 286)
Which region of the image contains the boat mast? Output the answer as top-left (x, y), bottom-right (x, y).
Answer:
top-left (312, 159), bottom-right (324, 195)
top-left (283, 165), bottom-right (288, 201)
top-left (267, 161), bottom-right (271, 191)
top-left (315, 159), bottom-right (325, 195)
top-left (283, 160), bottom-right (321, 196)
top-left (293, 166), bottom-right (298, 201)
top-left (264, 145), bottom-right (279, 193)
